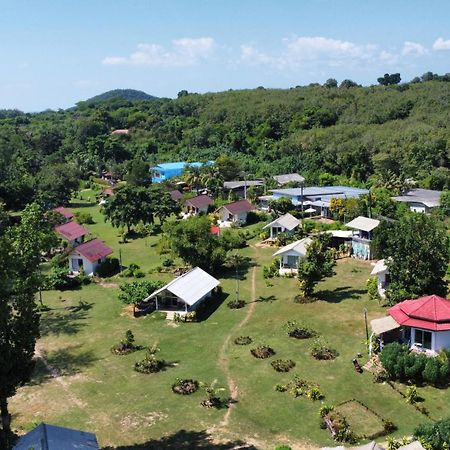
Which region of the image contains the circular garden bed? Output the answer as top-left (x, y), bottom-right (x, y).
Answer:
top-left (172, 379), bottom-right (199, 395)
top-left (251, 345), bottom-right (275, 359)
top-left (271, 359), bottom-right (296, 372)
top-left (234, 336), bottom-right (253, 345)
top-left (227, 299), bottom-right (246, 309)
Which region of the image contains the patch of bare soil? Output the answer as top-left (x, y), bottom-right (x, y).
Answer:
top-left (119, 411), bottom-right (168, 431)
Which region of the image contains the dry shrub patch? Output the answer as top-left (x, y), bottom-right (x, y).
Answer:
top-left (251, 345), bottom-right (275, 359)
top-left (234, 336), bottom-right (253, 345)
top-left (271, 359), bottom-right (296, 372)
top-left (172, 378), bottom-right (199, 395)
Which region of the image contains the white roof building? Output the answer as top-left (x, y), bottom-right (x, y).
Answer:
top-left (145, 267), bottom-right (220, 316)
top-left (273, 237), bottom-right (312, 257)
top-left (346, 216), bottom-right (380, 233)
top-left (273, 173), bottom-right (305, 185)
top-left (263, 213), bottom-right (300, 238)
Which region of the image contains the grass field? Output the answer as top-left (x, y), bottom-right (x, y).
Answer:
top-left (9, 195), bottom-right (447, 449)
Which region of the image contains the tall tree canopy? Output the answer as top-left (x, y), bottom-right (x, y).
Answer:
top-left (374, 214), bottom-right (450, 304)
top-left (0, 203), bottom-right (56, 445)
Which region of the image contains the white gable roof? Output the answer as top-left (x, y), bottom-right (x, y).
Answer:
top-left (273, 237), bottom-right (312, 257)
top-left (263, 213), bottom-right (300, 231)
top-left (346, 216), bottom-right (380, 232)
top-left (147, 267), bottom-right (220, 306)
top-left (371, 259), bottom-right (388, 275)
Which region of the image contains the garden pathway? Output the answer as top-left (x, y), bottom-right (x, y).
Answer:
top-left (218, 259), bottom-right (257, 429)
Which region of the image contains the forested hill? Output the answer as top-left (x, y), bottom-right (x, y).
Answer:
top-left (80, 89), bottom-right (158, 105)
top-left (0, 78), bottom-right (449, 209)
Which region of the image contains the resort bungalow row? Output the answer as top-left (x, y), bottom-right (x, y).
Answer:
top-left (371, 295), bottom-right (450, 356)
top-left (144, 267), bottom-right (220, 318)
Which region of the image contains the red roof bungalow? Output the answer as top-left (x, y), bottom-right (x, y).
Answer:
top-left (69, 238), bottom-right (113, 276)
top-left (53, 207), bottom-right (73, 222)
top-left (170, 190), bottom-right (183, 202)
top-left (371, 295), bottom-right (450, 355)
top-left (216, 199), bottom-right (254, 225)
top-left (184, 195), bottom-right (213, 215)
top-left (55, 221), bottom-right (88, 246)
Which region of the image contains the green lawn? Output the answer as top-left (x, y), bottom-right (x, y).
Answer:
top-left (10, 198), bottom-right (446, 449)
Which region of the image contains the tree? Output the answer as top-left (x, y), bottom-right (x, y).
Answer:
top-left (103, 185), bottom-right (152, 232)
top-left (297, 234), bottom-right (336, 297)
top-left (268, 197), bottom-right (294, 215)
top-left (118, 280), bottom-right (163, 315)
top-left (0, 203), bottom-right (56, 445)
top-left (214, 155), bottom-right (242, 181)
top-left (224, 252), bottom-right (246, 303)
top-left (163, 216), bottom-right (226, 273)
top-left (414, 418), bottom-right (450, 449)
top-left (377, 73), bottom-right (401, 86)
top-left (339, 79), bottom-right (359, 88)
top-left (126, 159), bottom-right (150, 186)
top-left (441, 190), bottom-right (450, 216)
top-left (377, 214), bottom-right (450, 303)
top-left (324, 78), bottom-right (338, 88)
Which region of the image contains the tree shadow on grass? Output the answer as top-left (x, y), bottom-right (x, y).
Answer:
top-left (45, 345), bottom-right (97, 376)
top-left (196, 291), bottom-right (229, 322)
top-left (315, 286), bottom-right (366, 303)
top-left (40, 303), bottom-right (93, 337)
top-left (103, 429), bottom-right (258, 450)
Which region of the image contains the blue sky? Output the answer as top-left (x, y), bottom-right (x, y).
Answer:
top-left (1, 0), bottom-right (450, 111)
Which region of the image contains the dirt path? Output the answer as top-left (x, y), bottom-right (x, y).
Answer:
top-left (217, 264), bottom-right (257, 429)
top-left (34, 344), bottom-right (86, 409)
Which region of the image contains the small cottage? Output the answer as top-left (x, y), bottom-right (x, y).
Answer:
top-left (184, 194), bottom-right (213, 215)
top-left (53, 206), bottom-right (74, 223)
top-left (370, 259), bottom-right (390, 299)
top-left (13, 423), bottom-right (99, 450)
top-left (392, 188), bottom-right (441, 213)
top-left (170, 189), bottom-right (183, 202)
top-left (263, 213), bottom-right (300, 239)
top-left (216, 199), bottom-right (253, 225)
top-left (55, 221), bottom-right (88, 247)
top-left (144, 267), bottom-right (220, 317)
top-left (346, 216), bottom-right (380, 260)
top-left (69, 238), bottom-right (113, 276)
top-left (371, 295), bottom-right (450, 355)
top-left (272, 237), bottom-right (312, 275)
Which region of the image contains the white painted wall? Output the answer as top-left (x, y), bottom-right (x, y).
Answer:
top-left (433, 329), bottom-right (450, 351)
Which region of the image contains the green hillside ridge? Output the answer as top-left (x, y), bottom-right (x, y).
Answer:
top-left (81, 88), bottom-right (158, 105)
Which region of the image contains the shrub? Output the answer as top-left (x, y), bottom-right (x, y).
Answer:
top-left (227, 299), bottom-right (246, 309)
top-left (74, 211), bottom-right (94, 224)
top-left (219, 229), bottom-right (247, 250)
top-left (284, 320), bottom-right (316, 339)
top-left (405, 386), bottom-right (418, 404)
top-left (274, 446), bottom-right (292, 450)
top-left (245, 211), bottom-right (260, 225)
top-left (234, 336), bottom-right (253, 345)
top-left (367, 277), bottom-right (381, 301)
top-left (263, 259), bottom-right (279, 278)
top-left (134, 346), bottom-right (165, 374)
top-left (310, 338), bottom-right (338, 360)
top-left (121, 262), bottom-right (142, 277)
top-left (46, 267), bottom-right (81, 290)
top-left (95, 257), bottom-right (120, 277)
top-left (172, 378), bottom-right (199, 395)
top-left (251, 345), bottom-right (275, 359)
top-left (414, 418), bottom-right (450, 450)
top-left (271, 359), bottom-right (296, 372)
top-left (162, 258), bottom-right (174, 267)
top-left (111, 330), bottom-right (137, 355)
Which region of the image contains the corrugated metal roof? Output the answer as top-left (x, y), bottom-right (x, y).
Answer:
top-left (72, 239), bottom-right (113, 263)
top-left (273, 237), bottom-right (312, 257)
top-left (13, 423), bottom-right (99, 450)
top-left (223, 180), bottom-right (264, 190)
top-left (219, 199), bottom-right (254, 215)
top-left (273, 173), bottom-right (305, 185)
top-left (370, 316), bottom-right (400, 336)
top-left (263, 213), bottom-right (300, 231)
top-left (392, 188), bottom-right (441, 208)
top-left (55, 221), bottom-right (88, 241)
top-left (53, 206), bottom-right (73, 219)
top-left (185, 195), bottom-right (213, 209)
top-left (371, 259), bottom-right (388, 275)
top-left (346, 216), bottom-right (380, 232)
top-left (147, 267), bottom-right (220, 306)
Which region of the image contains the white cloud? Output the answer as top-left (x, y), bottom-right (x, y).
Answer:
top-left (402, 41), bottom-right (428, 56)
top-left (102, 37), bottom-right (215, 67)
top-left (240, 44), bottom-right (274, 65)
top-left (379, 50), bottom-right (398, 64)
top-left (433, 37), bottom-right (450, 50)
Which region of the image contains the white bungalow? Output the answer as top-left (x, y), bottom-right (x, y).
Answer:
top-left (371, 295), bottom-right (450, 356)
top-left (263, 213), bottom-right (300, 239)
top-left (68, 238), bottom-right (113, 276)
top-left (144, 267), bottom-right (220, 318)
top-left (216, 200), bottom-right (254, 226)
top-left (370, 259), bottom-right (390, 299)
top-left (346, 216), bottom-right (380, 260)
top-left (273, 237), bottom-right (312, 275)
top-left (55, 221), bottom-right (88, 247)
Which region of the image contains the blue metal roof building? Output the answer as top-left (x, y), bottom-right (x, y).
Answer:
top-left (13, 423), bottom-right (99, 450)
top-left (151, 161), bottom-right (214, 183)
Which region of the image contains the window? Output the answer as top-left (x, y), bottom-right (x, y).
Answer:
top-left (415, 329), bottom-right (432, 350)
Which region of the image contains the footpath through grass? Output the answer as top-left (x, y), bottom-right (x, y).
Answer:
top-left (10, 199), bottom-right (449, 449)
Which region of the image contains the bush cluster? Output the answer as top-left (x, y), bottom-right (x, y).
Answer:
top-left (380, 343), bottom-right (450, 386)
top-left (95, 257), bottom-right (120, 277)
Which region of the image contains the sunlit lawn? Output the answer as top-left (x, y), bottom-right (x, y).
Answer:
top-left (10, 197), bottom-right (447, 449)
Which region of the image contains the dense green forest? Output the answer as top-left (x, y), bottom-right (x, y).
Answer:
top-left (1, 76), bottom-right (449, 210)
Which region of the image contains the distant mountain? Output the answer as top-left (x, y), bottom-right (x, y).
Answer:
top-left (82, 89), bottom-right (158, 105)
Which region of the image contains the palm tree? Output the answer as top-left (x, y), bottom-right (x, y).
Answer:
top-left (182, 165), bottom-right (202, 194)
top-left (224, 252), bottom-right (246, 303)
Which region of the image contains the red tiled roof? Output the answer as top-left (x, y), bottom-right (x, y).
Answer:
top-left (185, 195), bottom-right (213, 209)
top-left (222, 199), bottom-right (253, 215)
top-left (53, 207), bottom-right (73, 220)
top-left (389, 295), bottom-right (450, 331)
top-left (73, 239), bottom-right (113, 263)
top-left (170, 190), bottom-right (183, 201)
top-left (55, 221), bottom-right (88, 241)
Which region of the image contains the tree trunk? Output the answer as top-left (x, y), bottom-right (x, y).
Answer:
top-left (0, 397), bottom-right (11, 435)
